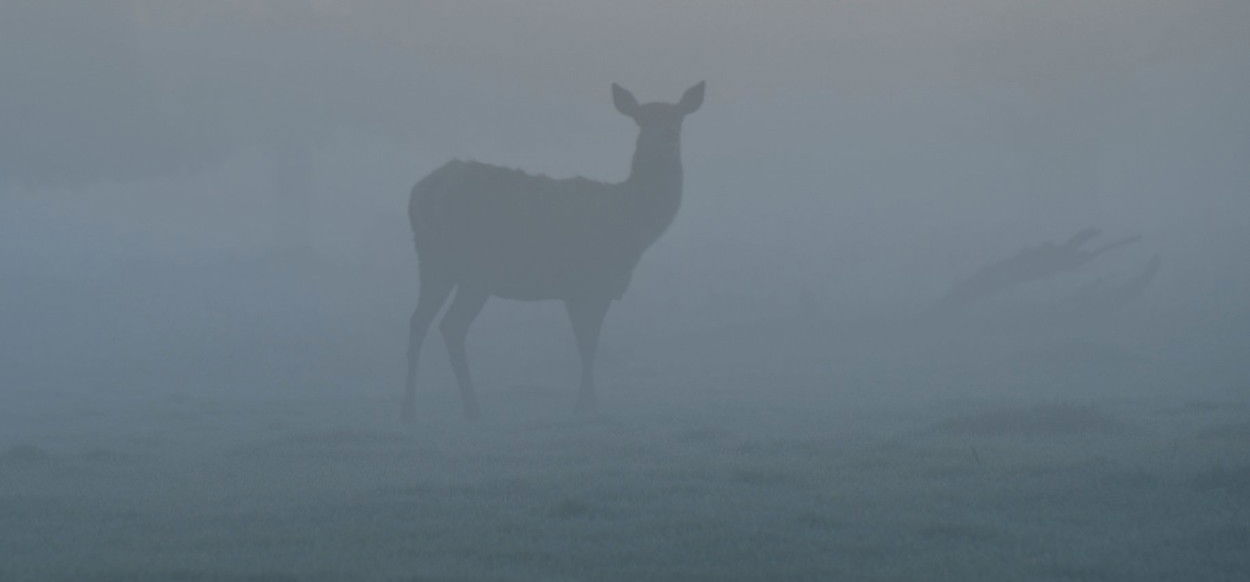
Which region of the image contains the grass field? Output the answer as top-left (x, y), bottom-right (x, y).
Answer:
top-left (2, 297), bottom-right (1247, 581)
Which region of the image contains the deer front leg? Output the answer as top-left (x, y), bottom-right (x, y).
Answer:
top-left (440, 287), bottom-right (489, 420)
top-left (565, 296), bottom-right (611, 413)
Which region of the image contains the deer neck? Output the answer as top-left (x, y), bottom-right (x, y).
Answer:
top-left (624, 129), bottom-right (683, 226)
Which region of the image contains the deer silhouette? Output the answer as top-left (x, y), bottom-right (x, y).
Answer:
top-left (403, 82), bottom-right (704, 421)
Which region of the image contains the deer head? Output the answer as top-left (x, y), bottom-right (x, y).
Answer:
top-left (612, 82), bottom-right (704, 154)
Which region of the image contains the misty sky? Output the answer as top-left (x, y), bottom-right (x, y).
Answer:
top-left (2, 0), bottom-right (1248, 320)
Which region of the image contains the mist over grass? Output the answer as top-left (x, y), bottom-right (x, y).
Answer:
top-left (2, 1), bottom-right (1248, 580)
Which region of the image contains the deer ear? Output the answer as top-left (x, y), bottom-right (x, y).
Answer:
top-left (677, 81), bottom-right (705, 115)
top-left (612, 83), bottom-right (639, 117)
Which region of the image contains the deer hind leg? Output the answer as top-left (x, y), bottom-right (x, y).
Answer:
top-left (403, 268), bottom-right (454, 423)
top-left (440, 286), bottom-right (489, 420)
top-left (565, 296), bottom-right (611, 414)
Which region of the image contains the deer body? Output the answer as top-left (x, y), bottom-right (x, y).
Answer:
top-left (403, 82), bottom-right (703, 421)
top-left (411, 162), bottom-right (663, 301)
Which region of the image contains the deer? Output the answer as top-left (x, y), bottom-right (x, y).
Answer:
top-left (402, 81), bottom-right (705, 422)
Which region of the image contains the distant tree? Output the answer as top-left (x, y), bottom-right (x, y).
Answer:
top-left (1, 2), bottom-right (430, 248)
top-left (0, 0), bottom-right (229, 188)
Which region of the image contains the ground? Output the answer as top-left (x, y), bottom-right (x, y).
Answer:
top-left (2, 307), bottom-right (1247, 581)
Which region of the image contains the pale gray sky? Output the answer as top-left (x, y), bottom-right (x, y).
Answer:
top-left (2, 0), bottom-right (1247, 316)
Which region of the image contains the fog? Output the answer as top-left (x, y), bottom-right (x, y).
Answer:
top-left (2, 1), bottom-right (1248, 580)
